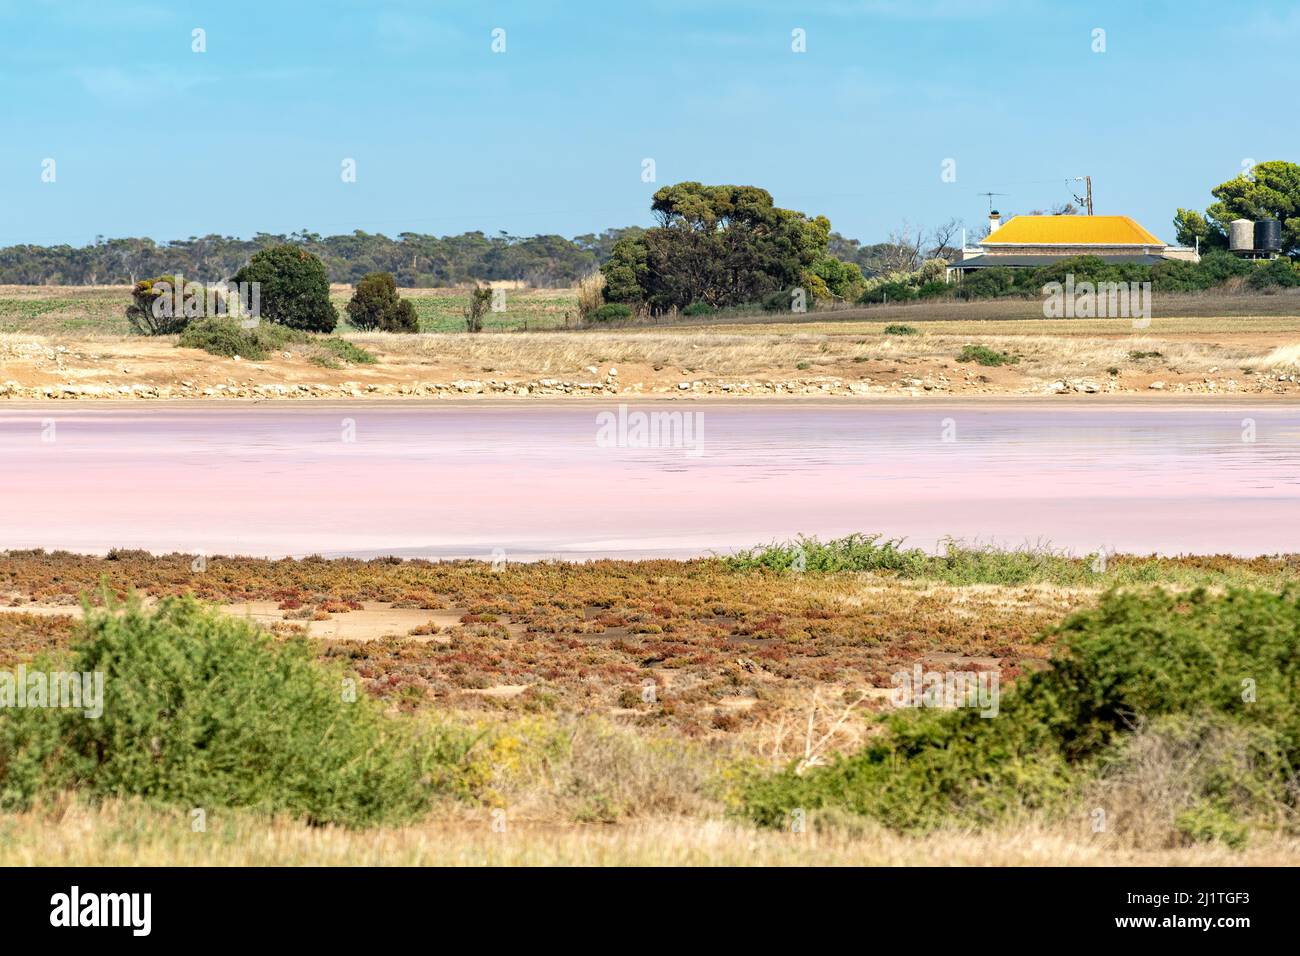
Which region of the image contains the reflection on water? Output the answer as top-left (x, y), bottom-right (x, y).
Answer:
top-left (2, 404), bottom-right (1298, 559)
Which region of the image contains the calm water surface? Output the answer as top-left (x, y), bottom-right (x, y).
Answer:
top-left (2, 403), bottom-right (1298, 559)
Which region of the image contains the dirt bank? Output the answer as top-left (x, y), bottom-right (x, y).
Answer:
top-left (3, 325), bottom-right (1299, 400)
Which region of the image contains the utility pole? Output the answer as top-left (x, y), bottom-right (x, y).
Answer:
top-left (1072, 176), bottom-right (1094, 215)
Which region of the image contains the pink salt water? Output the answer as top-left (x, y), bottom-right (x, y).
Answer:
top-left (2, 403), bottom-right (1297, 559)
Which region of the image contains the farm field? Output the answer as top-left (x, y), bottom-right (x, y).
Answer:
top-left (0, 284), bottom-right (578, 336)
top-left (2, 546), bottom-right (1298, 865)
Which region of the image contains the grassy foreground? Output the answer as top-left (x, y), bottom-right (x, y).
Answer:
top-left (6, 801), bottom-right (1298, 866)
top-left (2, 538), bottom-right (1299, 864)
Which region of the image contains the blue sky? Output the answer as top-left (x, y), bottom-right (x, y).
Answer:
top-left (3, 0), bottom-right (1298, 247)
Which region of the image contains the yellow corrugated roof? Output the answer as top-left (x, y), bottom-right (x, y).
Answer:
top-left (983, 215), bottom-right (1164, 246)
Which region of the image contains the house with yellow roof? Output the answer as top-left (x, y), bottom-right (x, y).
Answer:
top-left (947, 211), bottom-right (1199, 281)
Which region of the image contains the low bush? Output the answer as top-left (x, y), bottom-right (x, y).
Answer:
top-left (178, 318), bottom-right (375, 366)
top-left (742, 588), bottom-right (1300, 838)
top-left (683, 302), bottom-right (716, 316)
top-left (0, 595), bottom-right (473, 826)
top-left (1247, 258), bottom-right (1300, 291)
top-left (859, 281), bottom-right (915, 304)
top-left (957, 344), bottom-right (1019, 366)
top-left (590, 303), bottom-right (633, 322)
top-left (954, 266), bottom-right (1016, 300)
top-left (761, 291), bottom-right (795, 312)
top-left (883, 323), bottom-right (918, 336)
top-left (725, 534), bottom-right (1092, 586)
top-left (178, 318), bottom-right (278, 359)
top-left (313, 337), bottom-right (377, 368)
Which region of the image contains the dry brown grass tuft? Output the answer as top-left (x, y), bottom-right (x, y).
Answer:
top-left (1083, 720), bottom-right (1300, 849)
top-left (5, 798), bottom-right (1297, 866)
top-left (575, 271), bottom-right (606, 321)
top-left (1247, 343), bottom-right (1300, 370)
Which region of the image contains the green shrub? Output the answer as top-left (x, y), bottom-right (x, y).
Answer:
top-left (883, 323), bottom-right (918, 336)
top-left (727, 534), bottom-right (923, 575)
top-left (954, 267), bottom-right (1015, 300)
top-left (0, 595), bottom-right (473, 826)
top-left (742, 588), bottom-right (1300, 836)
top-left (1197, 249), bottom-right (1255, 285)
top-left (859, 281), bottom-right (915, 304)
top-left (916, 280), bottom-right (950, 299)
top-left (232, 245), bottom-right (338, 333)
top-left (1247, 257), bottom-right (1300, 291)
top-left (346, 272), bottom-right (419, 332)
top-left (724, 534), bottom-right (1092, 585)
top-left (957, 344), bottom-right (1018, 366)
top-left (761, 291), bottom-right (794, 312)
top-left (179, 318), bottom-right (273, 359)
top-left (723, 533), bottom-right (1297, 590)
top-left (314, 338), bottom-right (376, 367)
top-left (179, 318), bottom-right (374, 367)
top-left (683, 302), bottom-right (715, 316)
top-left (591, 303), bottom-right (633, 322)
top-left (1152, 258), bottom-right (1216, 293)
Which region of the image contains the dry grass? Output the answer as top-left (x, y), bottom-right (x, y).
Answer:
top-left (4, 799), bottom-right (1296, 866)
top-left (1085, 721), bottom-right (1300, 849)
top-left (1249, 343), bottom-right (1300, 370)
top-left (575, 271), bottom-right (605, 321)
top-left (702, 314), bottom-right (1300, 338)
top-left (343, 326), bottom-right (1284, 383)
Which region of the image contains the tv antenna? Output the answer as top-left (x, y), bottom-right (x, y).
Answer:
top-left (977, 191), bottom-right (1007, 213)
top-left (1071, 176), bottom-right (1094, 215)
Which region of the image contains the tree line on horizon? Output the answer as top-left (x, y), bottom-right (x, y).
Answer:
top-left (0, 223), bottom-right (906, 289)
top-left (11, 162), bottom-right (1295, 297)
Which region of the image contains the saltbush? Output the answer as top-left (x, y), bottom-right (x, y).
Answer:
top-left (742, 588), bottom-right (1300, 836)
top-left (178, 318), bottom-right (375, 366)
top-left (957, 344), bottom-right (1018, 366)
top-left (0, 596), bottom-right (472, 826)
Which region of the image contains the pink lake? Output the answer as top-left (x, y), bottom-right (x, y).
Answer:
top-left (2, 402), bottom-right (1298, 559)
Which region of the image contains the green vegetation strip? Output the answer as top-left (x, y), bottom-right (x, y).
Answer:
top-left (723, 533), bottom-right (1298, 589)
top-left (178, 318), bottom-right (375, 366)
top-left (0, 596), bottom-right (473, 826)
top-left (741, 587), bottom-right (1300, 845)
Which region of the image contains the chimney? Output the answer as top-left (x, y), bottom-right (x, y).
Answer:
top-left (988, 210), bottom-right (1001, 234)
